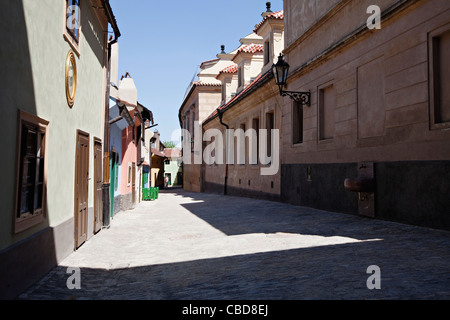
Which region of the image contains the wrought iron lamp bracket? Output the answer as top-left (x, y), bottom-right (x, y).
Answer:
top-left (280, 90), bottom-right (311, 106)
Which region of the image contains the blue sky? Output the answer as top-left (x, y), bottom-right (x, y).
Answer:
top-left (109, 0), bottom-right (283, 143)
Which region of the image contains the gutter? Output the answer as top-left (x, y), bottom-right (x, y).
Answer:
top-left (101, 0), bottom-right (121, 40)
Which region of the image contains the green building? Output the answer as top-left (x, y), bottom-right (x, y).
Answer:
top-left (0, 0), bottom-right (120, 299)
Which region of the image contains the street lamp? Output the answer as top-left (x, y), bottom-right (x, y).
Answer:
top-left (273, 54), bottom-right (311, 106)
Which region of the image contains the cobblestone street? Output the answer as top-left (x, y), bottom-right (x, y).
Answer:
top-left (18, 189), bottom-right (450, 300)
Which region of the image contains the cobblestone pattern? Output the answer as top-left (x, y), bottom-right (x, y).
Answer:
top-left (18, 189), bottom-right (450, 300)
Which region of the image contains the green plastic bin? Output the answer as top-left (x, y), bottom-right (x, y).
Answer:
top-left (142, 187), bottom-right (159, 201)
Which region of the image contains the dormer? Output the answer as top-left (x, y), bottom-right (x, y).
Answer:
top-left (197, 58), bottom-right (222, 86)
top-left (216, 64), bottom-right (238, 105)
top-left (232, 43), bottom-right (264, 93)
top-left (254, 2), bottom-right (284, 74)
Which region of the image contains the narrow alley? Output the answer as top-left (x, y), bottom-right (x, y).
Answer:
top-left (18, 189), bottom-right (450, 300)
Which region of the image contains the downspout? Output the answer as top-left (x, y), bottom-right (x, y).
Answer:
top-left (104, 37), bottom-right (118, 182)
top-left (102, 6), bottom-right (121, 226)
top-left (217, 108), bottom-right (229, 196)
top-left (102, 37), bottom-right (117, 227)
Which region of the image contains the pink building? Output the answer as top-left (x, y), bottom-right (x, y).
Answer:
top-left (120, 109), bottom-right (141, 210)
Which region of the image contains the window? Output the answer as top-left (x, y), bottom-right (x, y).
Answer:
top-left (66, 0), bottom-right (80, 42)
top-left (264, 40), bottom-right (270, 65)
top-left (191, 111), bottom-right (195, 139)
top-left (240, 123), bottom-right (246, 165)
top-left (128, 163), bottom-right (132, 186)
top-left (266, 112), bottom-right (274, 157)
top-left (252, 118), bottom-right (260, 165)
top-left (319, 84), bottom-right (335, 141)
top-left (14, 111), bottom-right (49, 233)
top-left (222, 83), bottom-right (226, 102)
top-left (238, 67), bottom-right (243, 88)
top-left (64, 0), bottom-right (81, 54)
top-left (293, 101), bottom-right (303, 144)
top-left (136, 125), bottom-right (141, 145)
top-left (430, 26), bottom-right (450, 128)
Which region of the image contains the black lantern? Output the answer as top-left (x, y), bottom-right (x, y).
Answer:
top-left (273, 54), bottom-right (311, 106)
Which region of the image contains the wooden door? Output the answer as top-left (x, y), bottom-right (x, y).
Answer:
top-left (94, 138), bottom-right (103, 233)
top-left (75, 131), bottom-right (89, 249)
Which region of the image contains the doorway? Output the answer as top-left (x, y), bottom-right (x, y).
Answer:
top-left (131, 162), bottom-right (136, 205)
top-left (74, 130), bottom-right (89, 249)
top-left (93, 138), bottom-right (103, 234)
top-left (165, 173), bottom-right (172, 187)
top-left (110, 150), bottom-right (117, 218)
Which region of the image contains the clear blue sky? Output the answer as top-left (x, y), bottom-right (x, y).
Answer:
top-left (109, 0), bottom-right (283, 143)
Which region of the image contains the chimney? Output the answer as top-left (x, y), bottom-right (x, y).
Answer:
top-left (220, 45), bottom-right (226, 54)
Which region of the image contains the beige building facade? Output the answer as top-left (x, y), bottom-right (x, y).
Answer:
top-left (179, 0), bottom-right (450, 232)
top-left (281, 0), bottom-right (450, 229)
top-left (202, 7), bottom-right (285, 199)
top-left (179, 5), bottom-right (284, 197)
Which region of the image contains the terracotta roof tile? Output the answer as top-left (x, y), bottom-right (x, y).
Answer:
top-left (192, 81), bottom-right (221, 87)
top-left (219, 64), bottom-right (238, 74)
top-left (254, 10), bottom-right (284, 33)
top-left (164, 148), bottom-right (182, 159)
top-left (216, 64), bottom-right (238, 79)
top-left (237, 43), bottom-right (264, 54)
top-left (151, 148), bottom-right (166, 158)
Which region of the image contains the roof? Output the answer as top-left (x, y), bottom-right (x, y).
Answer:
top-left (237, 43), bottom-right (264, 54)
top-left (203, 69), bottom-right (274, 125)
top-left (137, 102), bottom-right (154, 124)
top-left (91, 0), bottom-right (120, 39)
top-left (192, 81), bottom-right (222, 87)
top-left (164, 148), bottom-right (182, 159)
top-left (254, 10), bottom-right (284, 33)
top-left (216, 64), bottom-right (238, 79)
top-left (151, 148), bottom-right (167, 158)
top-left (231, 43), bottom-right (264, 63)
top-left (200, 58), bottom-right (220, 69)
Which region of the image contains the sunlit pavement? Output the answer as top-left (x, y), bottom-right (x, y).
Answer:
top-left (19, 189), bottom-right (450, 300)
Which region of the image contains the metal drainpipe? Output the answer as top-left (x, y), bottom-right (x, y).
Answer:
top-left (103, 36), bottom-right (119, 227)
top-left (217, 109), bottom-right (229, 196)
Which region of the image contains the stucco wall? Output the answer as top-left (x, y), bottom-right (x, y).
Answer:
top-left (281, 0), bottom-right (450, 230)
top-left (164, 160), bottom-right (182, 186)
top-left (0, 0), bottom-right (109, 299)
top-left (121, 117), bottom-right (138, 196)
top-left (202, 80), bottom-right (282, 198)
top-left (282, 0), bottom-right (450, 165)
top-left (0, 0), bottom-right (107, 250)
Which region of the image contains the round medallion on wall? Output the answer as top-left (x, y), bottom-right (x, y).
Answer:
top-left (65, 50), bottom-right (77, 108)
